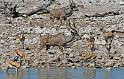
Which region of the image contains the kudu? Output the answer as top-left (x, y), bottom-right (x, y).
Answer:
top-left (49, 0), bottom-right (78, 25)
top-left (37, 20), bottom-right (80, 53)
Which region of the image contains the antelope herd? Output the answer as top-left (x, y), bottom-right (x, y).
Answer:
top-left (4, 49), bottom-right (27, 72)
top-left (4, 29), bottom-right (114, 72)
top-left (3, 20), bottom-right (115, 72)
top-left (4, 31), bottom-right (115, 73)
top-left (2, 0), bottom-right (118, 72)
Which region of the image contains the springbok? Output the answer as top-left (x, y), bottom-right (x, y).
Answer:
top-left (17, 33), bottom-right (25, 49)
top-left (103, 30), bottom-right (115, 43)
top-left (87, 32), bottom-right (95, 52)
top-left (82, 52), bottom-right (96, 62)
top-left (13, 49), bottom-right (27, 61)
top-left (87, 42), bottom-right (94, 52)
top-left (88, 32), bottom-right (95, 42)
top-left (5, 59), bottom-right (22, 72)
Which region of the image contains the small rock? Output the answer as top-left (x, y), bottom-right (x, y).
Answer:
top-left (114, 57), bottom-right (121, 60)
top-left (0, 40), bottom-right (5, 44)
top-left (67, 63), bottom-right (73, 67)
top-left (62, 59), bottom-right (68, 64)
top-left (69, 53), bottom-right (74, 58)
top-left (89, 63), bottom-right (95, 67)
top-left (74, 63), bottom-right (80, 67)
